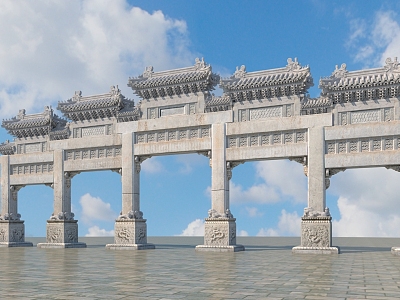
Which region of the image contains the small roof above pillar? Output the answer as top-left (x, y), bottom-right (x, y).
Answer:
top-left (128, 58), bottom-right (220, 100)
top-left (2, 106), bottom-right (67, 139)
top-left (57, 86), bottom-right (136, 121)
top-left (319, 57), bottom-right (400, 103)
top-left (220, 58), bottom-right (314, 102)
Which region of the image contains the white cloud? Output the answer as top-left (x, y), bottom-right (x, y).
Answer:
top-left (238, 230), bottom-right (249, 237)
top-left (79, 193), bottom-right (118, 224)
top-left (329, 168), bottom-right (400, 237)
top-left (230, 160), bottom-right (307, 205)
top-left (141, 157), bottom-right (164, 174)
top-left (175, 153), bottom-right (208, 174)
top-left (178, 219), bottom-right (205, 236)
top-left (348, 10), bottom-right (400, 67)
top-left (0, 0), bottom-right (195, 119)
top-left (245, 207), bottom-right (263, 218)
top-left (257, 209), bottom-right (301, 237)
top-left (85, 226), bottom-right (114, 237)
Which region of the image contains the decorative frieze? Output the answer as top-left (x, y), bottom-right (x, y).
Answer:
top-left (134, 126), bottom-right (211, 144)
top-left (10, 163), bottom-right (53, 175)
top-left (239, 104), bottom-right (293, 122)
top-left (227, 130), bottom-right (307, 148)
top-left (16, 142), bottom-right (47, 154)
top-left (326, 136), bottom-right (399, 154)
top-left (73, 124), bottom-right (112, 138)
top-left (339, 108), bottom-right (394, 126)
top-left (64, 146), bottom-right (122, 161)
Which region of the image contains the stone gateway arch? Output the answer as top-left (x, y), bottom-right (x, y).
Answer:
top-left (1, 57), bottom-right (400, 254)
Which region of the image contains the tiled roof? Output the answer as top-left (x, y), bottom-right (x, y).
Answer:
top-left (2, 107), bottom-right (67, 138)
top-left (220, 58), bottom-right (313, 102)
top-left (128, 58), bottom-right (220, 99)
top-left (57, 86), bottom-right (136, 121)
top-left (319, 58), bottom-right (400, 103)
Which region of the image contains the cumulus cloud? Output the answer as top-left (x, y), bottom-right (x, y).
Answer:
top-left (85, 226), bottom-right (114, 237)
top-left (257, 209), bottom-right (301, 237)
top-left (0, 0), bottom-right (195, 118)
top-left (178, 219), bottom-right (205, 236)
top-left (230, 160), bottom-right (307, 205)
top-left (347, 10), bottom-right (400, 67)
top-left (79, 193), bottom-right (118, 224)
top-left (175, 153), bottom-right (208, 174)
top-left (141, 157), bottom-right (164, 174)
top-left (329, 168), bottom-right (400, 237)
top-left (245, 207), bottom-right (264, 218)
top-left (238, 230), bottom-right (249, 237)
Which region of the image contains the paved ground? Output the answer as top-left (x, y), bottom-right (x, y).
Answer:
top-left (1, 237), bottom-right (400, 299)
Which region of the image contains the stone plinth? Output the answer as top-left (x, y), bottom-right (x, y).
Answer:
top-left (37, 220), bottom-right (86, 248)
top-left (196, 218), bottom-right (244, 252)
top-left (106, 219), bottom-right (155, 250)
top-left (292, 217), bottom-right (339, 254)
top-left (0, 221), bottom-right (33, 247)
top-left (391, 247), bottom-right (400, 256)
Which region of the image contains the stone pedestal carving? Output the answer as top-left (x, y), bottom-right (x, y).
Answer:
top-left (37, 220), bottom-right (86, 248)
top-left (196, 217), bottom-right (244, 252)
top-left (0, 221), bottom-right (33, 247)
top-left (106, 219), bottom-right (155, 250)
top-left (292, 208), bottom-right (339, 254)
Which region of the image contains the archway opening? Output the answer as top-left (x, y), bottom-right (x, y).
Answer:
top-left (327, 167), bottom-right (400, 237)
top-left (229, 159), bottom-right (307, 237)
top-left (71, 170), bottom-right (121, 237)
top-left (140, 153), bottom-right (211, 236)
top-left (19, 184), bottom-right (53, 237)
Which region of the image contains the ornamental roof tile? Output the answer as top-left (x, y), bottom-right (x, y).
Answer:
top-left (319, 58), bottom-right (400, 102)
top-left (128, 58), bottom-right (220, 99)
top-left (220, 58), bottom-right (313, 101)
top-left (0, 140), bottom-right (15, 155)
top-left (57, 86), bottom-right (136, 121)
top-left (205, 95), bottom-right (232, 112)
top-left (2, 107), bottom-right (68, 139)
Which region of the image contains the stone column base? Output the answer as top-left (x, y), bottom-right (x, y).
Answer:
top-left (37, 220), bottom-right (86, 249)
top-left (391, 247), bottom-right (400, 255)
top-left (292, 217), bottom-right (339, 254)
top-left (196, 218), bottom-right (244, 252)
top-left (105, 219), bottom-right (155, 250)
top-left (0, 220), bottom-right (33, 247)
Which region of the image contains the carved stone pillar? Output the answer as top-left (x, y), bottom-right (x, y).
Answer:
top-left (0, 155), bottom-right (32, 247)
top-left (292, 127), bottom-right (339, 254)
top-left (37, 151), bottom-right (86, 248)
top-left (106, 133), bottom-right (154, 250)
top-left (196, 124), bottom-right (244, 252)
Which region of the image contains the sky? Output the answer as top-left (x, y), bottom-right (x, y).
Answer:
top-left (1, 0), bottom-right (400, 238)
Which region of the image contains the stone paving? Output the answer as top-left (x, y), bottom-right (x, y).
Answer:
top-left (1, 237), bottom-right (400, 299)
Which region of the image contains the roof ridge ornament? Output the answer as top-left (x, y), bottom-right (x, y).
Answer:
top-left (286, 57), bottom-right (302, 72)
top-left (232, 65), bottom-right (246, 78)
top-left (194, 57), bottom-right (206, 70)
top-left (384, 57), bottom-right (400, 74)
top-left (73, 91), bottom-right (82, 102)
top-left (142, 66), bottom-right (154, 78)
top-left (110, 85), bottom-right (120, 96)
top-left (331, 63), bottom-right (348, 78)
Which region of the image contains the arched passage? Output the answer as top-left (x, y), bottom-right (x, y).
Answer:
top-left (140, 153), bottom-right (211, 236)
top-left (327, 167), bottom-right (400, 237)
top-left (228, 159), bottom-right (307, 237)
top-left (71, 170), bottom-right (122, 237)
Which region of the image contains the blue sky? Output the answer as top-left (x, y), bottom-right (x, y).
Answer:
top-left (1, 0), bottom-right (400, 237)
